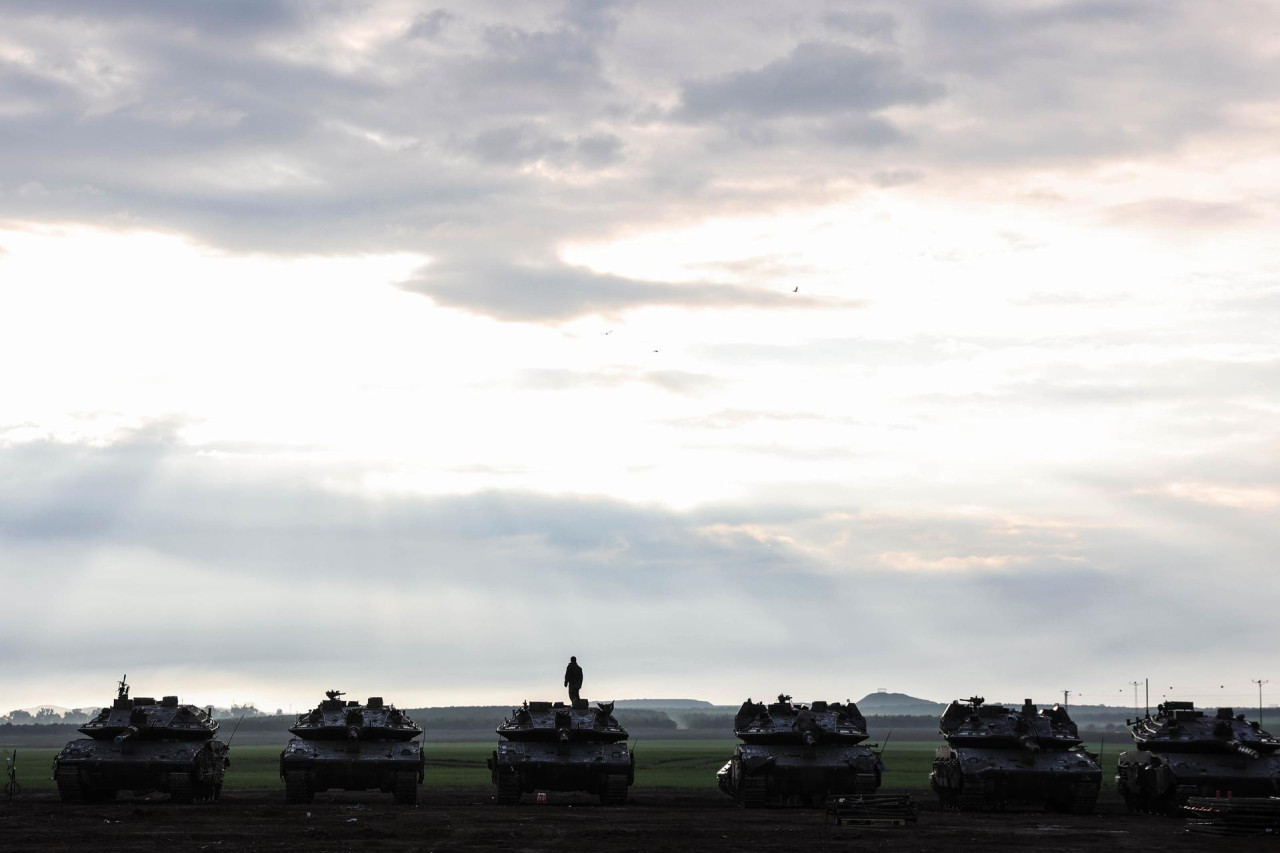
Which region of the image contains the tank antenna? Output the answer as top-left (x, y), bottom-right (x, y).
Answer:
top-left (1253, 679), bottom-right (1269, 728)
top-left (225, 715), bottom-right (246, 748)
top-left (1144, 678), bottom-right (1149, 719)
top-left (875, 729), bottom-right (894, 761)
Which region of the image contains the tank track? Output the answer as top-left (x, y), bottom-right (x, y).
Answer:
top-left (393, 770), bottom-right (418, 805)
top-left (1121, 783), bottom-right (1191, 815)
top-left (739, 775), bottom-right (768, 809)
top-left (599, 774), bottom-right (628, 806)
top-left (284, 770), bottom-right (314, 804)
top-left (1064, 781), bottom-right (1099, 815)
top-left (168, 772), bottom-right (194, 804)
top-left (55, 766), bottom-right (84, 803)
top-left (957, 778), bottom-right (994, 811)
top-left (495, 771), bottom-right (521, 805)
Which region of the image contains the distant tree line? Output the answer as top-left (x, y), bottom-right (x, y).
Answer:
top-left (2, 708), bottom-right (93, 725)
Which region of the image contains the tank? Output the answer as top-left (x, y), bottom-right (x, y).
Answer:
top-left (53, 676), bottom-right (229, 803)
top-left (486, 698), bottom-right (633, 805)
top-left (716, 695), bottom-right (882, 808)
top-left (279, 691), bottom-right (423, 804)
top-left (929, 696), bottom-right (1101, 813)
top-left (1115, 701), bottom-right (1280, 813)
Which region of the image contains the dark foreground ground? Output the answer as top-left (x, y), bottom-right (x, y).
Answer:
top-left (0, 788), bottom-right (1263, 852)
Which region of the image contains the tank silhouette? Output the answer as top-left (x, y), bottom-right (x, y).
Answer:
top-left (279, 691), bottom-right (423, 804)
top-left (486, 698), bottom-right (633, 805)
top-left (1115, 701), bottom-right (1280, 813)
top-left (53, 675), bottom-right (229, 803)
top-left (716, 695), bottom-right (881, 807)
top-left (929, 696), bottom-right (1101, 812)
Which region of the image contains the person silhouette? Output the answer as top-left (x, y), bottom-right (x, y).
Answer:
top-left (564, 656), bottom-right (584, 705)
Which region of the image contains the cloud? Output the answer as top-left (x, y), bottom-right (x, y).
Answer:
top-left (405, 8), bottom-right (453, 41)
top-left (3, 0), bottom-right (305, 34)
top-left (1105, 198), bottom-right (1260, 230)
top-left (400, 259), bottom-right (796, 321)
top-left (821, 10), bottom-right (899, 43)
top-left (3, 430), bottom-right (1279, 707)
top-left (676, 41), bottom-right (944, 121)
top-left (463, 124), bottom-right (624, 169)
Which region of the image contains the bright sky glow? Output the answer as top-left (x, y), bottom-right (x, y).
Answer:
top-left (1, 1), bottom-right (1278, 715)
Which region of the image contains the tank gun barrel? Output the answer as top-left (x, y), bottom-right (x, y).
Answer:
top-left (113, 725), bottom-right (140, 745)
top-left (1018, 734), bottom-right (1041, 753)
top-left (347, 725), bottom-right (362, 740)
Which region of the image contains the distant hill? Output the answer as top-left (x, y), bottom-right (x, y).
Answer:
top-left (856, 692), bottom-right (947, 716)
top-left (613, 699), bottom-right (716, 709)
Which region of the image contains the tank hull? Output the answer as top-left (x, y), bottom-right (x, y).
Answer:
top-left (717, 743), bottom-right (881, 808)
top-left (487, 740), bottom-right (633, 805)
top-left (930, 746), bottom-right (1101, 813)
top-left (279, 738), bottom-right (423, 804)
top-left (1115, 749), bottom-right (1280, 813)
top-left (54, 738), bottom-right (229, 803)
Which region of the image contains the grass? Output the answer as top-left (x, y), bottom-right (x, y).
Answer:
top-left (1, 738), bottom-right (1124, 793)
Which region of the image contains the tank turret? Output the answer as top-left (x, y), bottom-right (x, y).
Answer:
top-left (487, 698), bottom-right (633, 805)
top-left (717, 695), bottom-right (881, 808)
top-left (280, 692), bottom-right (423, 804)
top-left (53, 676), bottom-right (229, 804)
top-left (287, 691), bottom-right (421, 742)
top-left (1116, 702), bottom-right (1280, 813)
top-left (929, 696), bottom-right (1101, 813)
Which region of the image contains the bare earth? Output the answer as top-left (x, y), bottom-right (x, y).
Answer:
top-left (0, 788), bottom-right (1259, 852)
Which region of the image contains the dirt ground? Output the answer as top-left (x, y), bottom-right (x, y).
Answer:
top-left (0, 788), bottom-right (1263, 852)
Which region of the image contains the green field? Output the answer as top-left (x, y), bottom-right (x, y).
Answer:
top-left (2, 738), bottom-right (1123, 793)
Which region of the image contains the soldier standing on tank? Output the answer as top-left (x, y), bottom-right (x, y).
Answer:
top-left (564, 656), bottom-right (584, 704)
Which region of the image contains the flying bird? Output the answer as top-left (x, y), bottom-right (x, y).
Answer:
top-left (792, 286), bottom-right (799, 293)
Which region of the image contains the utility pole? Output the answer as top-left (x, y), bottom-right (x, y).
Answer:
top-left (1128, 681), bottom-right (1141, 718)
top-left (1253, 679), bottom-right (1269, 727)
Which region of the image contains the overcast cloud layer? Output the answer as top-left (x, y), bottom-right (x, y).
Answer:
top-left (2, 1), bottom-right (1278, 713)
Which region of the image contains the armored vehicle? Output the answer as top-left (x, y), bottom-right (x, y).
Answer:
top-left (930, 696), bottom-right (1101, 813)
top-left (53, 676), bottom-right (229, 803)
top-left (1115, 701), bottom-right (1280, 813)
top-left (717, 695), bottom-right (881, 808)
top-left (280, 691), bottom-right (423, 804)
top-left (487, 699), bottom-right (633, 805)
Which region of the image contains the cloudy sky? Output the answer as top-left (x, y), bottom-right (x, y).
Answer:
top-left (2, 0), bottom-right (1278, 716)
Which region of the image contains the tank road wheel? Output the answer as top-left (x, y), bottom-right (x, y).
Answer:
top-left (168, 772), bottom-right (195, 805)
top-left (284, 770), bottom-right (314, 804)
top-left (739, 775), bottom-right (768, 809)
top-left (495, 771), bottom-right (521, 805)
top-left (600, 774), bottom-right (629, 806)
top-left (55, 766), bottom-right (85, 803)
top-left (393, 770), bottom-right (418, 805)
